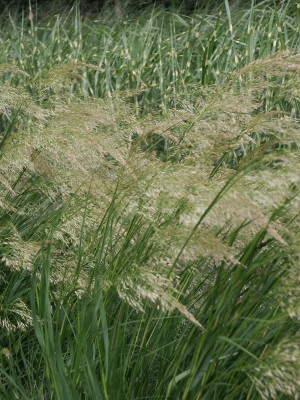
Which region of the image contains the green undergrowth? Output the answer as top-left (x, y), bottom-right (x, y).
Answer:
top-left (0, 2), bottom-right (300, 399)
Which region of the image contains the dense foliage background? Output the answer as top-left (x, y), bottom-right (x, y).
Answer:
top-left (0, 0), bottom-right (284, 14)
top-left (0, 0), bottom-right (299, 399)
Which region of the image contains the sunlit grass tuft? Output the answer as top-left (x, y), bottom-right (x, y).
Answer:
top-left (0, 2), bottom-right (299, 399)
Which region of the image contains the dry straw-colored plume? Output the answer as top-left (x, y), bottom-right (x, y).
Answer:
top-left (0, 52), bottom-right (299, 332)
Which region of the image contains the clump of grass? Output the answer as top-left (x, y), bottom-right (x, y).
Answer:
top-left (0, 2), bottom-right (299, 398)
top-left (0, 49), bottom-right (299, 398)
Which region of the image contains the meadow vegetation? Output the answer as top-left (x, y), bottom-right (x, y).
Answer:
top-left (0, 1), bottom-right (299, 399)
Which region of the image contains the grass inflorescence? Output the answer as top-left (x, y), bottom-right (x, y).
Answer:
top-left (0, 1), bottom-right (299, 399)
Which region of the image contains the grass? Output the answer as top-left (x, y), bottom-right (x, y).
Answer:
top-left (0, 1), bottom-right (299, 399)
top-left (1, 0), bottom-right (299, 110)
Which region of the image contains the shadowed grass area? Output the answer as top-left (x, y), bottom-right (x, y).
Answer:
top-left (0, 1), bottom-right (299, 399)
